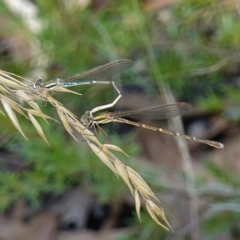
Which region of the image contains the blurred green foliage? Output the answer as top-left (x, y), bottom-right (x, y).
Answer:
top-left (0, 0), bottom-right (240, 238)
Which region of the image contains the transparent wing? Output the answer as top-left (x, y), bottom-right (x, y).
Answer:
top-left (110, 102), bottom-right (192, 120)
top-left (63, 59), bottom-right (133, 83)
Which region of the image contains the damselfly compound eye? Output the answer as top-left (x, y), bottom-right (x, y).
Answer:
top-left (81, 111), bottom-right (91, 126)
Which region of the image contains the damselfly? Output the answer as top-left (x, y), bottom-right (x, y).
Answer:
top-left (32, 59), bottom-right (133, 112)
top-left (80, 102), bottom-right (224, 149)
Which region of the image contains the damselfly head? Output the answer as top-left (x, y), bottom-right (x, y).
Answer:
top-left (33, 78), bottom-right (44, 89)
top-left (81, 111), bottom-right (91, 126)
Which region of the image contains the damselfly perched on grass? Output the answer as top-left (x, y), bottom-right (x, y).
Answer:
top-left (32, 59), bottom-right (132, 107)
top-left (33, 59), bottom-right (133, 90)
top-left (81, 102), bottom-right (224, 149)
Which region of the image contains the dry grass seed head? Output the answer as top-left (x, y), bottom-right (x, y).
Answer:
top-left (146, 200), bottom-right (172, 231)
top-left (0, 85), bottom-right (10, 94)
top-left (52, 87), bottom-right (82, 96)
top-left (0, 70), bottom-right (172, 231)
top-left (1, 95), bottom-right (28, 118)
top-left (55, 107), bottom-right (77, 141)
top-left (114, 159), bottom-right (134, 195)
top-left (27, 112), bottom-right (49, 145)
top-left (13, 90), bottom-right (43, 111)
top-left (126, 167), bottom-right (159, 201)
top-left (135, 189), bottom-right (141, 221)
top-left (104, 144), bottom-right (129, 157)
top-left (0, 96), bottom-right (28, 140)
top-left (88, 141), bottom-right (119, 176)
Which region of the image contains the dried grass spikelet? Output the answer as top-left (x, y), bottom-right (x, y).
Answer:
top-left (0, 70), bottom-right (54, 144)
top-left (0, 70), bottom-right (172, 231)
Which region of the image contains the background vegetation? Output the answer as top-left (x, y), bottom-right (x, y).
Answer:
top-left (0, 0), bottom-right (240, 239)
